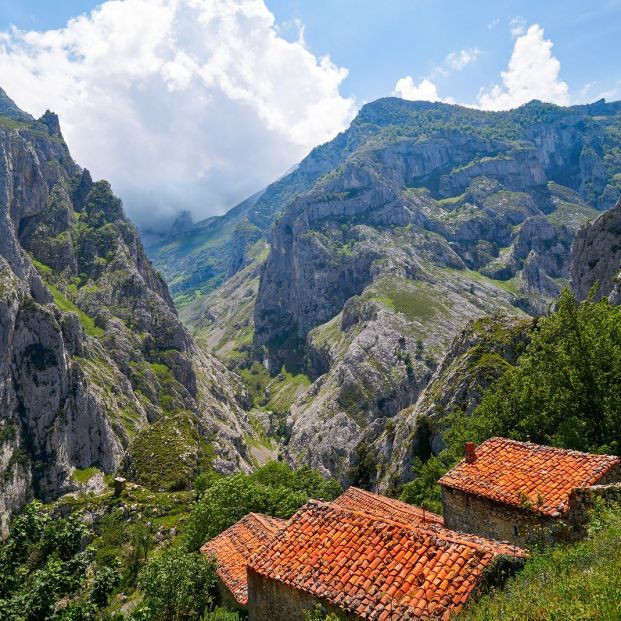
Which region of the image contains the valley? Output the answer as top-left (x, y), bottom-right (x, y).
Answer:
top-left (148, 96), bottom-right (621, 487)
top-left (1, 86), bottom-right (621, 621)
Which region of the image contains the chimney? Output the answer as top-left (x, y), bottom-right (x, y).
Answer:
top-left (464, 442), bottom-right (476, 464)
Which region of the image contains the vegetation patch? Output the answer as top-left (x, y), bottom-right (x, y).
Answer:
top-left (70, 466), bottom-right (101, 485)
top-left (31, 258), bottom-right (105, 337)
top-left (457, 503), bottom-right (621, 620)
top-left (365, 278), bottom-right (446, 322)
top-left (126, 412), bottom-right (208, 491)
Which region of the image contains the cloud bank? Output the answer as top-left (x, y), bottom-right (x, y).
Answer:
top-left (478, 24), bottom-right (570, 110)
top-left (392, 46), bottom-right (479, 104)
top-left (392, 77), bottom-right (452, 103)
top-left (0, 0), bottom-right (356, 228)
top-left (394, 24), bottom-right (570, 112)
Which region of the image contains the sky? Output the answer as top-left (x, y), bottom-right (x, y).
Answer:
top-left (0, 0), bottom-right (619, 229)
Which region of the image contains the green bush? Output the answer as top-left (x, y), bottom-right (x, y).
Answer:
top-left (201, 608), bottom-right (241, 621)
top-left (137, 547), bottom-right (216, 621)
top-left (185, 463), bottom-right (340, 551)
top-left (0, 502), bottom-right (89, 621)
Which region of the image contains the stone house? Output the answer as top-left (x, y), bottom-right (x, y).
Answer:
top-left (246, 499), bottom-right (525, 621)
top-left (438, 438), bottom-right (621, 545)
top-left (200, 512), bottom-right (286, 610)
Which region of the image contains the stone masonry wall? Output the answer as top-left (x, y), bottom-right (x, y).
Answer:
top-left (216, 579), bottom-right (246, 613)
top-left (441, 487), bottom-right (556, 547)
top-left (442, 464), bottom-right (621, 547)
top-left (247, 569), bottom-right (358, 621)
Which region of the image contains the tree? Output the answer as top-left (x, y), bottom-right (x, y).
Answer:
top-left (457, 290), bottom-right (621, 455)
top-left (137, 548), bottom-right (216, 621)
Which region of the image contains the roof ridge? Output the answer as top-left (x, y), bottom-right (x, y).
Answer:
top-left (335, 486), bottom-right (444, 522)
top-left (302, 499), bottom-right (522, 557)
top-left (482, 437), bottom-right (621, 461)
top-left (247, 512), bottom-right (286, 534)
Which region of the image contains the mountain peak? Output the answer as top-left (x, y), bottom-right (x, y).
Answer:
top-left (39, 109), bottom-right (62, 137)
top-left (0, 86), bottom-right (34, 122)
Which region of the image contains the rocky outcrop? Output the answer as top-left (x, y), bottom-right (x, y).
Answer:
top-left (0, 90), bottom-right (255, 535)
top-left (249, 98), bottom-right (621, 481)
top-left (376, 316), bottom-right (534, 491)
top-left (255, 100), bottom-right (619, 351)
top-left (571, 197), bottom-right (621, 303)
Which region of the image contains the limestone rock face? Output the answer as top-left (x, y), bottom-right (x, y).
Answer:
top-left (147, 97), bottom-right (621, 487)
top-left (571, 197), bottom-right (621, 303)
top-left (248, 98), bottom-right (621, 482)
top-left (376, 316), bottom-right (534, 491)
top-left (0, 90), bottom-right (254, 535)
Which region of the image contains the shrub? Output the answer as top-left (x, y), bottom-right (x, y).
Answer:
top-left (137, 547), bottom-right (216, 621)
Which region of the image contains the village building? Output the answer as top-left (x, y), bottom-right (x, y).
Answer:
top-left (439, 438), bottom-right (621, 545)
top-left (200, 512), bottom-right (286, 610)
top-left (246, 500), bottom-right (525, 621)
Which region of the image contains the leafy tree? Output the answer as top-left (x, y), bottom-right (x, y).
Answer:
top-left (90, 559), bottom-right (121, 607)
top-left (185, 463), bottom-right (340, 551)
top-left (454, 290), bottom-right (621, 455)
top-left (399, 456), bottom-right (446, 515)
top-left (0, 502), bottom-right (89, 621)
top-left (137, 548), bottom-right (215, 621)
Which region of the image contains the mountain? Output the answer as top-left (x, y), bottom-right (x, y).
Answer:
top-left (156, 97), bottom-right (621, 485)
top-left (0, 88), bottom-right (264, 536)
top-left (571, 196), bottom-right (621, 303)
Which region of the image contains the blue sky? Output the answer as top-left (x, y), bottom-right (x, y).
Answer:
top-left (0, 0), bottom-right (618, 226)
top-left (269, 0), bottom-right (621, 104)
top-left (1, 0), bottom-right (619, 105)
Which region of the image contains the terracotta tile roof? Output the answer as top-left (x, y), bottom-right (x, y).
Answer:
top-left (438, 437), bottom-right (621, 517)
top-left (200, 512), bottom-right (286, 605)
top-left (248, 501), bottom-right (524, 621)
top-left (333, 487), bottom-right (444, 527)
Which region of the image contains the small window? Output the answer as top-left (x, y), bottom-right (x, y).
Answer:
top-left (513, 525), bottom-right (519, 537)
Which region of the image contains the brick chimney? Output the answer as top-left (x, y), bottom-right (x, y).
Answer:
top-left (465, 442), bottom-right (476, 464)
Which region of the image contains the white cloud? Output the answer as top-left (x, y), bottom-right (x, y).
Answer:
top-left (478, 24), bottom-right (570, 110)
top-left (509, 16), bottom-right (527, 37)
top-left (393, 46), bottom-right (478, 105)
top-left (392, 76), bottom-right (455, 104)
top-left (0, 0), bottom-right (356, 228)
top-left (594, 80), bottom-right (621, 102)
top-left (445, 48), bottom-right (480, 71)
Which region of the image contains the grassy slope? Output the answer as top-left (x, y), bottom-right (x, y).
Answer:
top-left (458, 504), bottom-right (621, 621)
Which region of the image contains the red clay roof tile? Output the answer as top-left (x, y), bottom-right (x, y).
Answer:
top-left (200, 512), bottom-right (286, 605)
top-left (438, 438), bottom-right (621, 516)
top-left (333, 487), bottom-right (444, 527)
top-left (248, 501), bottom-right (524, 620)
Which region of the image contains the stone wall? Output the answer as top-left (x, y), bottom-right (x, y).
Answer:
top-left (216, 579), bottom-right (245, 613)
top-left (441, 487), bottom-right (553, 547)
top-left (247, 569), bottom-right (358, 621)
top-left (568, 480), bottom-right (621, 536)
top-left (442, 465), bottom-right (621, 546)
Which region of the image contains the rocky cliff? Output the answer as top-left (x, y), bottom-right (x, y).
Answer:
top-left (571, 197), bottom-right (621, 303)
top-left (147, 97), bottom-right (621, 486)
top-left (247, 98), bottom-right (621, 482)
top-left (375, 316), bottom-right (533, 490)
top-left (0, 89), bottom-right (256, 536)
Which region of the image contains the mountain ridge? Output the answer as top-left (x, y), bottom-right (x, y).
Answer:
top-left (156, 96), bottom-right (621, 484)
top-left (0, 90), bottom-right (263, 535)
